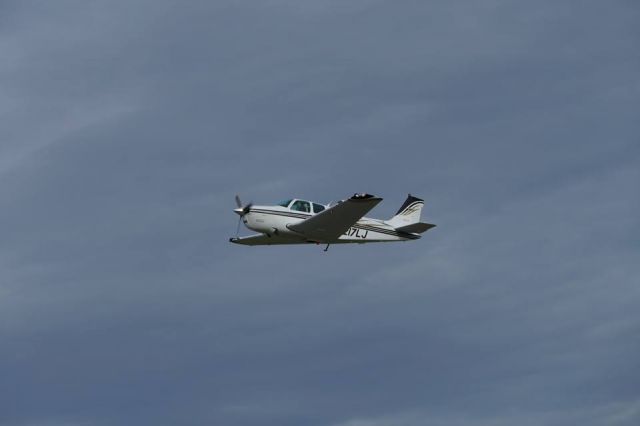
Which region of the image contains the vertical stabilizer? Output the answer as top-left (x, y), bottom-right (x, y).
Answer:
top-left (386, 194), bottom-right (424, 228)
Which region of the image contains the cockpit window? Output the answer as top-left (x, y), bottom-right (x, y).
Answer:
top-left (290, 200), bottom-right (311, 213)
top-left (313, 203), bottom-right (325, 213)
top-left (277, 199), bottom-right (293, 208)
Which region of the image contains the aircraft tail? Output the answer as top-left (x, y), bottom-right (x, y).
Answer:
top-left (386, 194), bottom-right (435, 233)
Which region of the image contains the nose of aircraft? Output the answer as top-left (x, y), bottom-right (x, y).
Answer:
top-left (234, 194), bottom-right (253, 216)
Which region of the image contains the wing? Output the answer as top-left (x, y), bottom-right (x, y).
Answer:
top-left (287, 193), bottom-right (382, 241)
top-left (229, 234), bottom-right (307, 246)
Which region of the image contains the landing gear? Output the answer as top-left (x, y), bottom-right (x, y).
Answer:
top-left (324, 244), bottom-right (330, 252)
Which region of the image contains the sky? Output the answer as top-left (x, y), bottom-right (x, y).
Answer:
top-left (1, 0), bottom-right (639, 425)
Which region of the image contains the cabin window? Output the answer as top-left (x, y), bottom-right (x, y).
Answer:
top-left (313, 203), bottom-right (325, 213)
top-left (278, 199), bottom-right (292, 208)
top-left (291, 200), bottom-right (311, 213)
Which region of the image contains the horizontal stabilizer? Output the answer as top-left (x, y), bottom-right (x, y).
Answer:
top-left (394, 222), bottom-right (436, 234)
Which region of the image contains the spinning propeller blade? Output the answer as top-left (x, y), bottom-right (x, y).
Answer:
top-left (233, 195), bottom-right (253, 216)
top-left (233, 194), bottom-right (254, 237)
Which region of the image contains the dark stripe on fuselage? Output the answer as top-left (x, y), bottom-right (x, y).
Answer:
top-left (353, 224), bottom-right (420, 240)
top-left (247, 208), bottom-right (419, 239)
top-left (250, 208), bottom-right (311, 219)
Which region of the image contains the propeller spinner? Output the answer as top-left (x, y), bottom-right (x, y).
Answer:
top-left (234, 195), bottom-right (253, 216)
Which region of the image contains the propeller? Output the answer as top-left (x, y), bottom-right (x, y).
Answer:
top-left (234, 194), bottom-right (253, 237)
top-left (234, 195), bottom-right (253, 216)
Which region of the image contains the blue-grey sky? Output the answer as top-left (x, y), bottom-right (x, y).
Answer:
top-left (1, 1), bottom-right (639, 425)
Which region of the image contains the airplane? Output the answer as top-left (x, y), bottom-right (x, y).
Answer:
top-left (229, 193), bottom-right (435, 251)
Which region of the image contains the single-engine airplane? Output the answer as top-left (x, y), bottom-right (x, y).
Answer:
top-left (230, 193), bottom-right (435, 251)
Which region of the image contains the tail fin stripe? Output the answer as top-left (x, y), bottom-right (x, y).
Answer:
top-left (395, 194), bottom-right (424, 215)
top-left (387, 194), bottom-right (426, 229)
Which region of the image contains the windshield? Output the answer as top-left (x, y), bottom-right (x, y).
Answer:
top-left (277, 199), bottom-right (292, 208)
top-left (291, 200), bottom-right (311, 213)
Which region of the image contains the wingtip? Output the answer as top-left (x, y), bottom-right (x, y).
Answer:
top-left (351, 193), bottom-right (375, 199)
top-left (350, 193), bottom-right (382, 202)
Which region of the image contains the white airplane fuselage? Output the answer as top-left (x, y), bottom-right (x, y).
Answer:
top-left (241, 204), bottom-right (419, 244)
